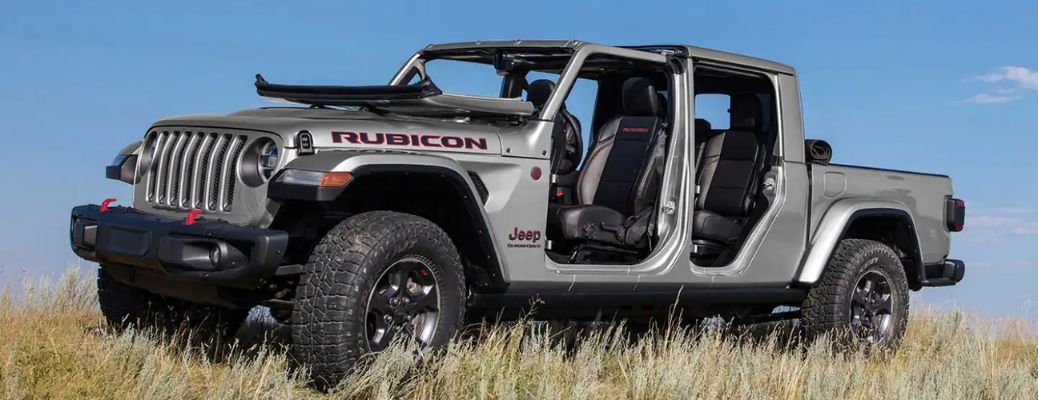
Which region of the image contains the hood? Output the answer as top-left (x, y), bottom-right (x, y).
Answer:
top-left (150, 107), bottom-right (504, 155)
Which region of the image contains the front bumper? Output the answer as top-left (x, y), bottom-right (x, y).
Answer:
top-left (70, 204), bottom-right (289, 292)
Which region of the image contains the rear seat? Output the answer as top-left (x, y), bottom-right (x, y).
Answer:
top-left (691, 94), bottom-right (764, 246)
top-left (694, 118), bottom-right (713, 166)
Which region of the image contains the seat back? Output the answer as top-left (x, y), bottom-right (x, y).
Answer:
top-left (577, 78), bottom-right (664, 216)
top-left (693, 118), bottom-right (713, 164)
top-left (696, 94), bottom-right (762, 217)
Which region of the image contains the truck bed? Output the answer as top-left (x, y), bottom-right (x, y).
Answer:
top-left (808, 163), bottom-right (953, 263)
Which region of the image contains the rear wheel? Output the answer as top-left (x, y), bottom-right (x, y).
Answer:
top-left (801, 239), bottom-right (910, 350)
top-left (289, 211), bottom-right (466, 390)
top-left (97, 267), bottom-right (247, 347)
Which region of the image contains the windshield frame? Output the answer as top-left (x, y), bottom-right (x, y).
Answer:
top-left (389, 44), bottom-right (669, 121)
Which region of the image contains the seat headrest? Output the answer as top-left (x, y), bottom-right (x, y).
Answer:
top-left (695, 118), bottom-right (712, 134)
top-left (694, 118), bottom-right (712, 145)
top-left (526, 79), bottom-right (555, 108)
top-left (656, 94), bottom-right (668, 116)
top-left (622, 78), bottom-right (660, 116)
top-left (730, 93), bottom-right (762, 131)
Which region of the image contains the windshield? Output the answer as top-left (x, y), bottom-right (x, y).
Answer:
top-left (255, 47), bottom-right (604, 118)
top-left (421, 59), bottom-right (505, 98)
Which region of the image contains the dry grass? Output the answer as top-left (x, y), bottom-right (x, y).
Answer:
top-left (1, 269), bottom-right (1036, 399)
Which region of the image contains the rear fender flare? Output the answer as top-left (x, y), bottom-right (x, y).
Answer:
top-left (796, 199), bottom-right (923, 286)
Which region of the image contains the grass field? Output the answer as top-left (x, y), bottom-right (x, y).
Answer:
top-left (2, 269), bottom-right (1035, 399)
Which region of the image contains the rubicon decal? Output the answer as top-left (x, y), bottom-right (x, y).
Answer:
top-left (507, 227), bottom-right (542, 249)
top-left (332, 131), bottom-right (488, 150)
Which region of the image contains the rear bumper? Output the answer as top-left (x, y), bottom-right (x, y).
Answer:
top-left (70, 204), bottom-right (289, 292)
top-left (919, 259), bottom-right (966, 287)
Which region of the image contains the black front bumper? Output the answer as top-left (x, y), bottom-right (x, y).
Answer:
top-left (70, 205), bottom-right (289, 293)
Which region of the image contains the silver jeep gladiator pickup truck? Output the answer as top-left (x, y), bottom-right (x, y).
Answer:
top-left (70, 40), bottom-right (966, 388)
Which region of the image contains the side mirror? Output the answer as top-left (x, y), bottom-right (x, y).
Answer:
top-left (105, 140), bottom-right (143, 184)
top-left (805, 140), bottom-right (832, 165)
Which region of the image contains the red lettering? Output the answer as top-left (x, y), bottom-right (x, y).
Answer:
top-left (386, 133), bottom-right (409, 145)
top-left (332, 131), bottom-right (358, 144)
top-left (441, 136), bottom-right (463, 148)
top-left (359, 132), bottom-right (384, 144)
top-left (464, 137), bottom-right (488, 150)
top-left (508, 227), bottom-right (543, 242)
top-left (331, 132), bottom-right (489, 152)
top-left (420, 135), bottom-right (441, 147)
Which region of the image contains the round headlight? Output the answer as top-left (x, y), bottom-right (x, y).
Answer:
top-left (240, 138), bottom-right (279, 187)
top-left (258, 141), bottom-right (279, 180)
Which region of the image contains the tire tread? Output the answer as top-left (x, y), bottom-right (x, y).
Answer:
top-left (290, 211), bottom-right (466, 388)
top-left (801, 238), bottom-right (910, 348)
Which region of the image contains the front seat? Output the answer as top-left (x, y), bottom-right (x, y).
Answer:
top-left (691, 94), bottom-right (763, 245)
top-left (526, 79), bottom-right (582, 175)
top-left (548, 77), bottom-right (667, 248)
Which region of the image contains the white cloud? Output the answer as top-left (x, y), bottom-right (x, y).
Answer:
top-left (977, 66), bottom-right (1038, 90)
top-left (959, 207), bottom-right (1038, 242)
top-left (964, 213), bottom-right (1038, 241)
top-left (966, 66), bottom-right (1038, 104)
top-left (964, 93), bottom-right (1021, 104)
top-left (993, 207), bottom-right (1034, 215)
top-left (969, 216), bottom-right (1038, 233)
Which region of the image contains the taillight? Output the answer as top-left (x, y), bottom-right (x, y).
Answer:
top-left (945, 198), bottom-right (965, 232)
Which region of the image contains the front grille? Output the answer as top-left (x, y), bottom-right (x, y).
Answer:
top-left (143, 130), bottom-right (247, 212)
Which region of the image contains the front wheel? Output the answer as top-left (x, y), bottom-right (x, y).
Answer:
top-left (289, 211), bottom-right (466, 389)
top-left (800, 239), bottom-right (910, 351)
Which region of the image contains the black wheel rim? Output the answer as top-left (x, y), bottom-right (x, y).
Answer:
top-left (849, 270), bottom-right (895, 344)
top-left (365, 257), bottom-right (440, 351)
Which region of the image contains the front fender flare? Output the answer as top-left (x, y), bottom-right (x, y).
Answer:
top-left (795, 199), bottom-right (923, 286)
top-left (271, 151), bottom-right (485, 201)
top-left (269, 150), bottom-right (506, 287)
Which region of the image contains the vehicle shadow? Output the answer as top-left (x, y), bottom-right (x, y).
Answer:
top-left (220, 307), bottom-right (810, 368)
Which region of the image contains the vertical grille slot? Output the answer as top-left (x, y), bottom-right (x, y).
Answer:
top-left (176, 132), bottom-right (203, 208)
top-left (206, 135), bottom-right (231, 211)
top-left (221, 135), bottom-right (247, 211)
top-left (144, 131), bottom-right (164, 201)
top-left (153, 131), bottom-right (177, 203)
top-left (164, 131), bottom-right (188, 206)
top-left (190, 133), bottom-right (216, 209)
top-left (141, 129), bottom-right (250, 213)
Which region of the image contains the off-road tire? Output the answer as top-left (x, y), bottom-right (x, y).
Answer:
top-left (801, 239), bottom-right (910, 351)
top-left (289, 211), bottom-right (466, 390)
top-left (97, 267), bottom-right (247, 347)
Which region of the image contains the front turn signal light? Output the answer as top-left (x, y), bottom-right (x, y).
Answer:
top-left (319, 172), bottom-right (353, 187)
top-left (277, 169), bottom-right (354, 187)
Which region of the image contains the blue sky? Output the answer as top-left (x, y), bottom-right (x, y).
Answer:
top-left (1, 1), bottom-right (1036, 319)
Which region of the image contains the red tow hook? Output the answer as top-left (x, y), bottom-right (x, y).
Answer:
top-left (100, 198), bottom-right (117, 212)
top-left (185, 209), bottom-right (203, 226)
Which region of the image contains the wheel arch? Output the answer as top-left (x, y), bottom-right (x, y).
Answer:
top-left (269, 151), bottom-right (507, 291)
top-left (796, 200), bottom-right (924, 290)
